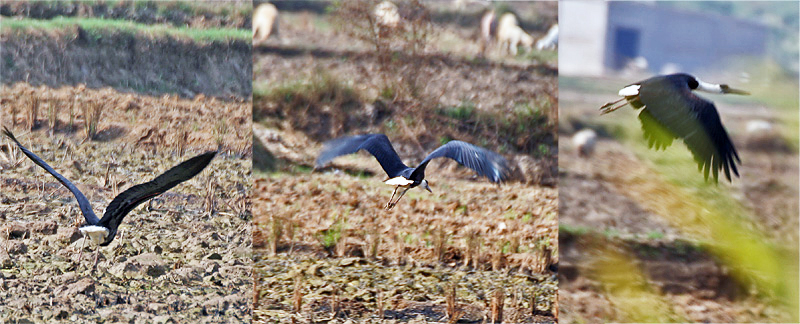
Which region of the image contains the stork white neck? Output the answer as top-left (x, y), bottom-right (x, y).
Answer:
top-left (696, 79), bottom-right (724, 94)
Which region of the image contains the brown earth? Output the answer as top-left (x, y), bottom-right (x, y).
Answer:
top-left (0, 83), bottom-right (252, 323)
top-left (558, 81), bottom-right (799, 322)
top-left (252, 2), bottom-right (558, 323)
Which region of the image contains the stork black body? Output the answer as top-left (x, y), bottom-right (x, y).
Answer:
top-left (315, 134), bottom-right (511, 209)
top-left (600, 73), bottom-right (748, 183)
top-left (3, 127), bottom-right (216, 247)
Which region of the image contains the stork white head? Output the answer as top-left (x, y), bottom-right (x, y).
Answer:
top-left (421, 179), bottom-right (432, 193)
top-left (695, 78), bottom-right (749, 95)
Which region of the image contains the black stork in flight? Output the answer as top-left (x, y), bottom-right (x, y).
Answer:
top-left (600, 73), bottom-right (748, 183)
top-left (3, 127), bottom-right (216, 267)
top-left (315, 134), bottom-right (511, 209)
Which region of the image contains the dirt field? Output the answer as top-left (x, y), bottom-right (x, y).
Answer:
top-left (252, 1), bottom-right (558, 323)
top-left (0, 84), bottom-right (252, 323)
top-left (1, 3), bottom-right (253, 322)
top-left (558, 76), bottom-right (799, 322)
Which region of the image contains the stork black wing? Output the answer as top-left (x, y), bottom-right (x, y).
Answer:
top-left (315, 134), bottom-right (409, 178)
top-left (3, 127), bottom-right (101, 225)
top-left (411, 140), bottom-right (511, 183)
top-left (97, 151), bottom-right (216, 241)
top-left (637, 78), bottom-right (740, 182)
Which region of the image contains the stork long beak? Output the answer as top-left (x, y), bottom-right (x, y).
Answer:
top-left (423, 180), bottom-right (432, 193)
top-left (721, 85), bottom-right (749, 95)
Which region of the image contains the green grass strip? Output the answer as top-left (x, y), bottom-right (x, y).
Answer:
top-left (2, 17), bottom-right (250, 43)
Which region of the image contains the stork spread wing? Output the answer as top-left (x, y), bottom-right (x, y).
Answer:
top-left (3, 127), bottom-right (100, 225)
top-left (637, 79), bottom-right (740, 182)
top-left (411, 140), bottom-right (511, 183)
top-left (315, 134), bottom-right (409, 178)
top-left (98, 151), bottom-right (216, 233)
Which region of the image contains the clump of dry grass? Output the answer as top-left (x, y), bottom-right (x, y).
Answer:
top-left (203, 177), bottom-right (216, 215)
top-left (213, 120), bottom-right (227, 150)
top-left (46, 98), bottom-right (59, 135)
top-left (433, 226), bottom-right (448, 262)
top-left (67, 98), bottom-right (76, 132)
top-left (490, 287), bottom-right (504, 323)
top-left (293, 274), bottom-right (303, 313)
top-left (252, 268), bottom-right (260, 310)
top-left (465, 226), bottom-right (482, 268)
top-left (176, 128), bottom-right (189, 157)
top-left (27, 94), bottom-right (40, 131)
top-left (446, 283), bottom-right (462, 323)
top-left (269, 215), bottom-right (284, 255)
top-left (82, 100), bottom-right (103, 140)
top-left (364, 224), bottom-right (381, 260)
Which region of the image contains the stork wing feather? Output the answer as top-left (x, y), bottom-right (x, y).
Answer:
top-left (315, 134), bottom-right (409, 178)
top-left (3, 127), bottom-right (100, 225)
top-left (637, 79), bottom-right (740, 182)
top-left (412, 140), bottom-right (511, 183)
top-left (98, 151), bottom-right (216, 233)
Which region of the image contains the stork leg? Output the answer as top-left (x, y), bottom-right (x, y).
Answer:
top-left (91, 248), bottom-right (100, 273)
top-left (386, 186), bottom-right (400, 209)
top-left (386, 187), bottom-right (411, 210)
top-left (599, 98), bottom-right (627, 115)
top-left (77, 234), bottom-right (86, 264)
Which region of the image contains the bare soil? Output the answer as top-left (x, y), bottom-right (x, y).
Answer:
top-left (0, 84), bottom-right (252, 323)
top-left (252, 2), bottom-right (558, 323)
top-left (558, 81), bottom-right (799, 322)
top-left (252, 133), bottom-right (558, 323)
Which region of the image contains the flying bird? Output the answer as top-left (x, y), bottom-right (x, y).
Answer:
top-left (315, 134), bottom-right (511, 209)
top-left (3, 127), bottom-right (216, 267)
top-left (599, 73), bottom-right (748, 182)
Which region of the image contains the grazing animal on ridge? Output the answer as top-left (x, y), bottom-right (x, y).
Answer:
top-left (480, 9), bottom-right (497, 56)
top-left (536, 24), bottom-right (558, 51)
top-left (497, 13), bottom-right (533, 56)
top-left (572, 129), bottom-right (597, 157)
top-left (253, 3), bottom-right (279, 43)
top-left (315, 134), bottom-right (511, 209)
top-left (374, 1), bottom-right (401, 28)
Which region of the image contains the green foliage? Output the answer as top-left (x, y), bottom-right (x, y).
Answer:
top-left (646, 231), bottom-right (665, 240)
top-left (380, 86), bottom-right (396, 100)
top-left (440, 100), bottom-right (476, 121)
top-left (559, 224), bottom-right (590, 236)
top-left (316, 217), bottom-right (346, 249)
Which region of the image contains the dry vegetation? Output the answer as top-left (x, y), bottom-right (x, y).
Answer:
top-left (253, 1), bottom-right (558, 322)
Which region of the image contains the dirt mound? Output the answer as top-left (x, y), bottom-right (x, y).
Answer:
top-left (2, 29), bottom-right (251, 99)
